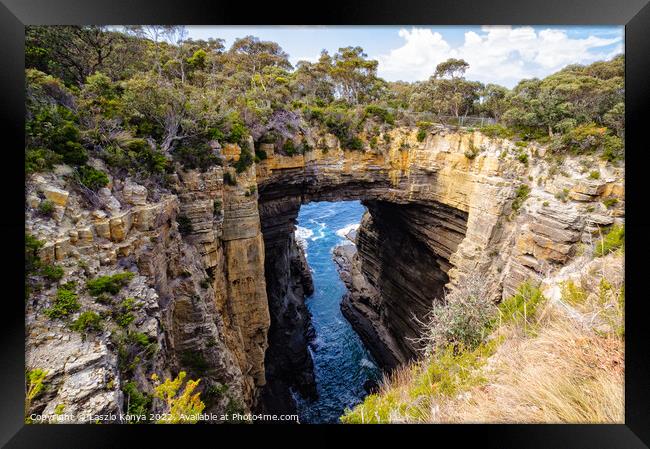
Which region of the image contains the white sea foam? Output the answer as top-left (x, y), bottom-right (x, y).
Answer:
top-left (295, 226), bottom-right (313, 250)
top-left (359, 358), bottom-right (376, 369)
top-left (336, 223), bottom-right (360, 240)
top-left (311, 222), bottom-right (326, 241)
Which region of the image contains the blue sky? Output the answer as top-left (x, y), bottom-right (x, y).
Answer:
top-left (182, 26), bottom-right (623, 87)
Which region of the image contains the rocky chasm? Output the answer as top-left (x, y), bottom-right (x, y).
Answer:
top-left (25, 126), bottom-right (624, 421)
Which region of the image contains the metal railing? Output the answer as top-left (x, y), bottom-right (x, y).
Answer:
top-left (389, 109), bottom-right (497, 128)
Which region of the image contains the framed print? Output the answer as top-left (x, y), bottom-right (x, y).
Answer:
top-left (1, 0), bottom-right (649, 446)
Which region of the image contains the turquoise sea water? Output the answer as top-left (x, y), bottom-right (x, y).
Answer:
top-left (293, 200), bottom-right (381, 424)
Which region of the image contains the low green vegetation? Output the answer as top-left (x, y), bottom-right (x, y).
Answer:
top-left (511, 184), bottom-right (531, 212)
top-left (122, 381), bottom-right (152, 418)
top-left (341, 282), bottom-right (545, 423)
top-left (172, 144), bottom-right (222, 172)
top-left (589, 170), bottom-right (601, 180)
top-left (495, 282), bottom-right (545, 333)
top-left (115, 298), bottom-right (138, 328)
top-left (25, 368), bottom-right (48, 417)
top-left (44, 287), bottom-right (80, 319)
top-left (70, 311), bottom-right (102, 333)
top-left (602, 197), bottom-right (618, 208)
top-left (594, 224), bottom-right (624, 257)
top-left (76, 165), bottom-right (109, 191)
top-left (234, 143), bottom-right (254, 173)
top-left (38, 200), bottom-right (55, 217)
top-left (40, 264), bottom-right (64, 282)
top-left (86, 271), bottom-right (135, 296)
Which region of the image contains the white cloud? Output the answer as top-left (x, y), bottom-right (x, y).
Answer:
top-left (376, 26), bottom-right (622, 87)
top-left (377, 28), bottom-right (451, 82)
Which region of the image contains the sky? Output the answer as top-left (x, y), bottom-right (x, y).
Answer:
top-left (181, 25), bottom-right (623, 88)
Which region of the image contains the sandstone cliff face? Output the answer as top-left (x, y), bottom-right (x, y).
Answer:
top-left (256, 125), bottom-right (624, 375)
top-left (25, 124), bottom-right (624, 420)
top-left (25, 146), bottom-right (269, 421)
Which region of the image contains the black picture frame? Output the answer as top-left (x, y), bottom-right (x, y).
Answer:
top-left (1, 0), bottom-right (648, 446)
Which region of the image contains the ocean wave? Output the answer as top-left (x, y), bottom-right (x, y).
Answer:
top-left (335, 223), bottom-right (360, 240)
top-left (295, 226), bottom-right (313, 249)
top-left (359, 358), bottom-right (376, 369)
top-left (311, 222), bottom-right (327, 241)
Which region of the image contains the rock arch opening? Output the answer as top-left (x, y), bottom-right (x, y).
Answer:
top-left (256, 177), bottom-right (469, 421)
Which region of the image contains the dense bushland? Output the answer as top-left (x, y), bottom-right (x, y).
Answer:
top-left (25, 26), bottom-right (624, 186)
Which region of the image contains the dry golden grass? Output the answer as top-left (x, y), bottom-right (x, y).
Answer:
top-left (440, 304), bottom-right (624, 423)
top-left (342, 259), bottom-right (625, 424)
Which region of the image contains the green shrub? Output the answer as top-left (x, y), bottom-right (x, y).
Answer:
top-left (172, 144), bottom-right (222, 172)
top-left (213, 199), bottom-right (222, 216)
top-left (495, 282), bottom-right (545, 331)
top-left (115, 297), bottom-right (137, 327)
top-left (560, 280), bottom-right (587, 306)
top-left (234, 144), bottom-right (254, 173)
top-left (70, 311), bottom-right (102, 333)
top-left (77, 165), bottom-right (109, 191)
top-left (511, 184), bottom-right (531, 212)
top-left (254, 148), bottom-right (268, 161)
top-left (86, 272), bottom-right (135, 296)
top-left (40, 264), bottom-right (64, 282)
top-left (45, 287), bottom-right (80, 319)
top-left (128, 331), bottom-right (152, 348)
top-left (554, 123), bottom-right (607, 156)
top-left (343, 135), bottom-right (364, 151)
top-left (479, 124), bottom-right (515, 139)
top-left (123, 381), bottom-right (152, 418)
top-left (363, 105), bottom-right (395, 125)
top-left (464, 141), bottom-right (480, 159)
top-left (25, 233), bottom-right (44, 273)
top-left (594, 224), bottom-right (624, 257)
top-left (517, 152), bottom-right (528, 165)
top-left (38, 199), bottom-right (55, 217)
top-left (416, 272), bottom-right (496, 354)
top-left (588, 170), bottom-right (601, 180)
top-left (26, 148), bottom-right (63, 174)
top-left (224, 119), bottom-right (249, 147)
top-left (104, 139), bottom-right (169, 175)
top-left (25, 368), bottom-right (48, 412)
top-left (416, 121), bottom-right (433, 142)
top-left (26, 105), bottom-right (88, 167)
top-left (176, 215), bottom-right (193, 236)
top-left (602, 135), bottom-right (624, 162)
top-left (281, 140), bottom-right (297, 156)
top-left (602, 197), bottom-right (618, 208)
top-left (554, 188), bottom-right (570, 202)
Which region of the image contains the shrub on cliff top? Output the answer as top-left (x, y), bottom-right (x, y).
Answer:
top-left (172, 143), bottom-right (222, 172)
top-left (86, 272), bottom-right (135, 296)
top-left (414, 272), bottom-right (496, 355)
